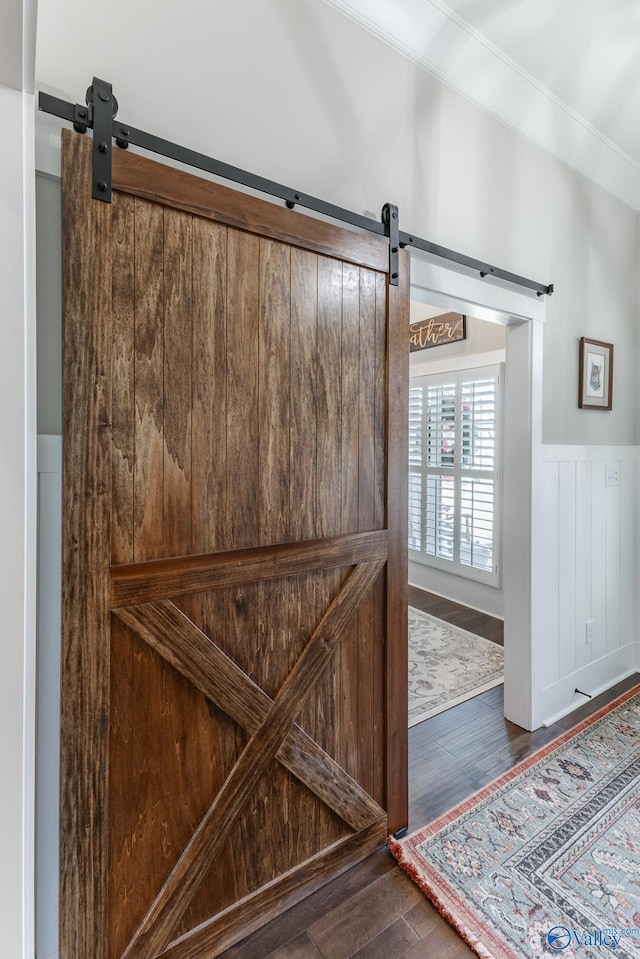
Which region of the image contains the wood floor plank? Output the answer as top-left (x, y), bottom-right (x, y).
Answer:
top-left (219, 849), bottom-right (397, 959)
top-left (308, 870), bottom-right (423, 959)
top-left (403, 918), bottom-right (478, 958)
top-left (266, 934), bottom-right (322, 959)
top-left (349, 918), bottom-right (418, 959)
top-left (403, 899), bottom-right (444, 940)
top-left (409, 694), bottom-right (496, 747)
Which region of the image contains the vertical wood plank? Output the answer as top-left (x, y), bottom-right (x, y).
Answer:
top-left (385, 252), bottom-right (409, 836)
top-left (60, 128), bottom-right (112, 959)
top-left (290, 248), bottom-right (318, 542)
top-left (159, 208), bottom-right (195, 932)
top-left (575, 460), bottom-right (593, 671)
top-left (227, 229), bottom-right (260, 549)
top-left (316, 258), bottom-right (343, 783)
top-left (558, 461), bottom-right (577, 679)
top-left (130, 637), bottom-right (166, 937)
top-left (357, 269), bottom-right (376, 796)
top-left (536, 461), bottom-right (560, 685)
top-left (163, 208), bottom-right (193, 557)
top-left (189, 217), bottom-right (239, 926)
top-left (357, 269), bottom-right (376, 532)
top-left (192, 218), bottom-right (228, 554)
top-left (111, 192), bottom-right (135, 565)
top-left (373, 272), bottom-right (387, 533)
top-left (257, 239), bottom-right (293, 883)
top-left (259, 238), bottom-right (291, 546)
top-left (340, 263), bottom-right (360, 780)
top-left (605, 463), bottom-right (621, 654)
top-left (195, 587), bottom-right (245, 913)
top-left (290, 248), bottom-right (327, 850)
top-left (341, 264), bottom-right (360, 535)
top-left (160, 661), bottom-right (193, 941)
top-left (317, 257), bottom-right (343, 539)
top-left (227, 582), bottom-right (260, 900)
top-left (108, 623), bottom-right (133, 959)
top-left (134, 199), bottom-right (165, 563)
top-left (619, 459), bottom-right (635, 649)
top-left (372, 272), bottom-right (387, 805)
top-left (590, 460), bottom-right (607, 661)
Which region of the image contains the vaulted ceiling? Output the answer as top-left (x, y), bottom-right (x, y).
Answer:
top-left (323, 0), bottom-right (640, 210)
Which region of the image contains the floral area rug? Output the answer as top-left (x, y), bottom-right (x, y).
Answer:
top-left (390, 684), bottom-right (640, 959)
top-left (408, 606), bottom-right (503, 727)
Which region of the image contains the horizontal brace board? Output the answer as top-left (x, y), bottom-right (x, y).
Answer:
top-left (110, 144), bottom-right (390, 273)
top-left (111, 530), bottom-right (388, 607)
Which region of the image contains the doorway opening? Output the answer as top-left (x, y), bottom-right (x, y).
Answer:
top-left (406, 258), bottom-right (545, 827)
top-left (407, 301), bottom-right (506, 727)
top-left (407, 255), bottom-right (546, 734)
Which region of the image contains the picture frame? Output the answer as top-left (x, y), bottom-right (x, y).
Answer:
top-left (578, 337), bottom-right (613, 411)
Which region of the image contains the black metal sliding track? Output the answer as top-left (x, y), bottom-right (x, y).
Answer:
top-left (39, 79), bottom-right (553, 296)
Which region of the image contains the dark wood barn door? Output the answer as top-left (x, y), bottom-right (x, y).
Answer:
top-left (60, 129), bottom-right (408, 959)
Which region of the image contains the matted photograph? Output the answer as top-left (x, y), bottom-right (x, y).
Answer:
top-left (579, 337), bottom-right (613, 410)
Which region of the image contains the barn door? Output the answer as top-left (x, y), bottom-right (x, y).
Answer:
top-left (60, 129), bottom-right (408, 959)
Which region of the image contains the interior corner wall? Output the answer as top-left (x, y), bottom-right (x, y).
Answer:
top-left (0, 81), bottom-right (36, 959)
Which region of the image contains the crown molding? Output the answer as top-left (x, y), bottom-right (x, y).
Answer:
top-left (321, 0), bottom-right (640, 212)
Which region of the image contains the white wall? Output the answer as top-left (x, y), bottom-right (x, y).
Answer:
top-left (34, 0), bottom-right (640, 446)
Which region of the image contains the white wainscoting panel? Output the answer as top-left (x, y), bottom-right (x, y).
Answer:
top-left (539, 446), bottom-right (639, 725)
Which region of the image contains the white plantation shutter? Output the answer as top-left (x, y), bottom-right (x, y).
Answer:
top-left (408, 365), bottom-right (502, 586)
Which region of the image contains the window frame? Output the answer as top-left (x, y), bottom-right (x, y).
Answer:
top-left (409, 363), bottom-right (504, 588)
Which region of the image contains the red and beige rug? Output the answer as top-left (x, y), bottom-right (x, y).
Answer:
top-left (391, 684), bottom-right (640, 959)
top-left (408, 606), bottom-right (504, 726)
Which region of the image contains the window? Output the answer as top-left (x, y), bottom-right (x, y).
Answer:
top-left (409, 364), bottom-right (503, 586)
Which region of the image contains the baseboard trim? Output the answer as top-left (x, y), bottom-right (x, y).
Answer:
top-left (408, 581), bottom-right (504, 622)
top-left (542, 645), bottom-right (638, 727)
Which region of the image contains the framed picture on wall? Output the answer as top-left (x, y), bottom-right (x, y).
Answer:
top-left (578, 337), bottom-right (613, 410)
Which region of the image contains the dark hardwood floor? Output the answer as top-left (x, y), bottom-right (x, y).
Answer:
top-left (219, 591), bottom-right (639, 959)
top-left (408, 584), bottom-right (504, 646)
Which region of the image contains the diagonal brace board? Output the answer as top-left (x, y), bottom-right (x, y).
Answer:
top-left (121, 559), bottom-right (385, 959)
top-left (113, 599), bottom-right (384, 831)
top-left (161, 818), bottom-right (388, 959)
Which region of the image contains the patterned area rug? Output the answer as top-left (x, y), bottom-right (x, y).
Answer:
top-left (391, 684), bottom-right (640, 959)
top-left (408, 607), bottom-right (504, 726)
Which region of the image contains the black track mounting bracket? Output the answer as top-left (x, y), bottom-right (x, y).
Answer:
top-left (382, 203), bottom-right (399, 287)
top-left (82, 77), bottom-right (119, 202)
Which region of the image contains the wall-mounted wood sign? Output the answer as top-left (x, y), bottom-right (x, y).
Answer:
top-left (409, 312), bottom-right (466, 351)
